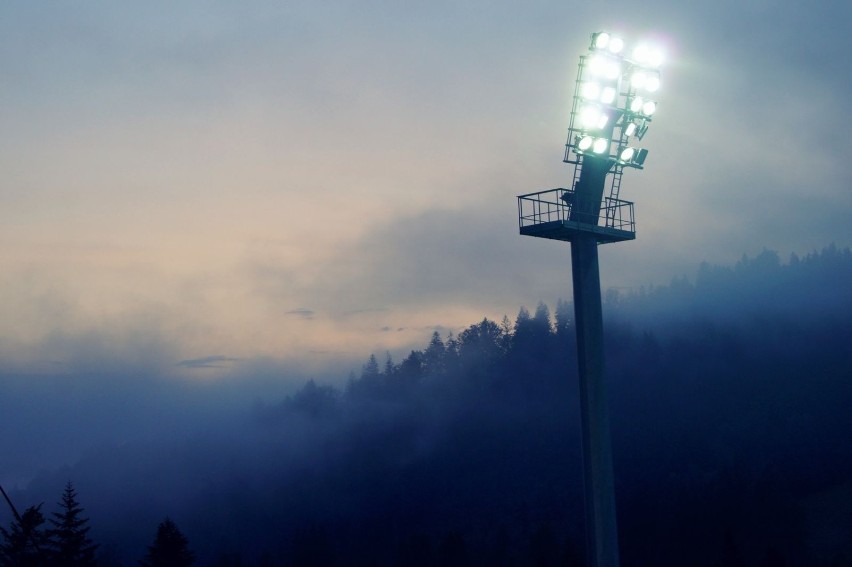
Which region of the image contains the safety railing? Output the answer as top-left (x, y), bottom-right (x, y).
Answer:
top-left (518, 188), bottom-right (635, 234)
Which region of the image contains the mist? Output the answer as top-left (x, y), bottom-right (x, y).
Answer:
top-left (2, 245), bottom-right (850, 565)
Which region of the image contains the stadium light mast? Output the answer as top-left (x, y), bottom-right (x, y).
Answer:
top-left (517, 31), bottom-right (664, 567)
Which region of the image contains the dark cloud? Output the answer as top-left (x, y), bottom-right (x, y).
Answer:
top-left (176, 355), bottom-right (239, 369)
top-left (305, 207), bottom-right (547, 314)
top-left (284, 308), bottom-right (315, 320)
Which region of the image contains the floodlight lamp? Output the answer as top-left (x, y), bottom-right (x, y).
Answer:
top-left (587, 55), bottom-right (622, 80)
top-left (630, 70), bottom-right (661, 94)
top-left (580, 105), bottom-right (599, 128)
top-left (641, 100), bottom-right (657, 116)
top-left (581, 81), bottom-right (602, 100)
top-left (645, 74), bottom-right (660, 93)
top-left (632, 45), bottom-right (651, 65)
top-left (600, 86), bottom-right (617, 105)
top-left (592, 138), bottom-right (609, 154)
top-left (587, 55), bottom-right (607, 76)
top-left (632, 44), bottom-right (663, 68)
top-left (620, 115), bottom-right (651, 140)
top-left (605, 59), bottom-right (622, 80)
top-left (629, 96), bottom-right (644, 113)
top-left (578, 135), bottom-right (594, 151)
top-left (617, 146), bottom-right (648, 167)
top-left (630, 71), bottom-right (647, 90)
top-left (592, 32), bottom-right (610, 50)
top-left (580, 105), bottom-right (610, 130)
top-left (608, 37), bottom-right (625, 54)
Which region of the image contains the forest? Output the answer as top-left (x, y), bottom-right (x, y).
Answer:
top-left (3, 245), bottom-right (851, 566)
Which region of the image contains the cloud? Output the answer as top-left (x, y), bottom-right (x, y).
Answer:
top-left (284, 308), bottom-right (315, 320)
top-left (341, 308), bottom-right (390, 317)
top-left (1, 0), bottom-right (850, 369)
top-left (176, 355), bottom-right (240, 369)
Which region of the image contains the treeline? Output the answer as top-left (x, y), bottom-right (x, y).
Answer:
top-left (248, 301), bottom-right (587, 566)
top-left (1, 482), bottom-right (193, 566)
top-left (243, 247), bottom-right (851, 566)
top-left (9, 245), bottom-right (852, 565)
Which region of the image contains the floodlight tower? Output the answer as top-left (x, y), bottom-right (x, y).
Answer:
top-left (517, 32), bottom-right (663, 567)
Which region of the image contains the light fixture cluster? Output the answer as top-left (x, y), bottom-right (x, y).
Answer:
top-left (567, 31), bottom-right (662, 169)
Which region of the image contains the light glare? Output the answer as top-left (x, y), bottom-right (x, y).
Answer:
top-left (579, 105), bottom-right (610, 130)
top-left (645, 75), bottom-right (660, 92)
top-left (605, 60), bottom-right (621, 80)
top-left (608, 37), bottom-right (624, 54)
top-left (588, 55), bottom-right (621, 80)
top-left (588, 55), bottom-right (607, 76)
top-left (630, 97), bottom-right (644, 113)
top-left (633, 44), bottom-right (664, 68)
top-left (580, 106), bottom-right (600, 128)
top-left (632, 45), bottom-right (650, 65)
top-left (581, 81), bottom-right (601, 100)
top-left (571, 30), bottom-right (663, 165)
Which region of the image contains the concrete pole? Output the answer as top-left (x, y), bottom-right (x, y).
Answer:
top-left (569, 154), bottom-right (620, 567)
top-left (571, 234), bottom-right (620, 567)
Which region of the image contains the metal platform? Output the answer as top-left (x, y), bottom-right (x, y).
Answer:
top-left (518, 187), bottom-right (635, 244)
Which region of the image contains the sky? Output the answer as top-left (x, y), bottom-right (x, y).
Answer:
top-left (1, 1), bottom-right (850, 383)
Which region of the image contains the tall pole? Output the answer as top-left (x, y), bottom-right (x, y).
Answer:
top-left (570, 155), bottom-right (620, 567)
top-left (517, 29), bottom-right (664, 567)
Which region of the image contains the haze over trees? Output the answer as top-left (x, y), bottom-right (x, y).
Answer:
top-left (3, 246), bottom-right (851, 565)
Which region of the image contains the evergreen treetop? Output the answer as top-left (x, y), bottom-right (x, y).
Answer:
top-left (0, 504), bottom-right (49, 567)
top-left (48, 482), bottom-right (98, 566)
top-left (140, 518), bottom-right (195, 567)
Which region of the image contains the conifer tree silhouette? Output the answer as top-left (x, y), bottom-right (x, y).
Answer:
top-left (47, 482), bottom-right (98, 566)
top-left (140, 518), bottom-right (194, 567)
top-left (0, 504), bottom-right (49, 567)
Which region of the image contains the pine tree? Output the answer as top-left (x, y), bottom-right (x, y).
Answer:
top-left (362, 354), bottom-right (380, 379)
top-left (533, 301), bottom-right (552, 333)
top-left (47, 482), bottom-right (98, 566)
top-left (555, 298), bottom-right (572, 337)
top-left (383, 351), bottom-right (395, 377)
top-left (140, 518), bottom-right (194, 567)
top-left (423, 331), bottom-right (446, 375)
top-left (0, 504), bottom-right (49, 567)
